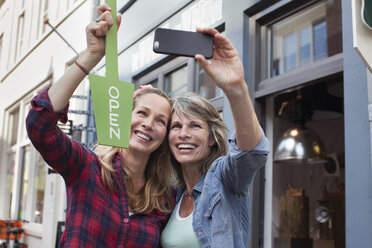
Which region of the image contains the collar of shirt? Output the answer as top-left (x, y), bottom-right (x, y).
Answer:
top-left (176, 174), bottom-right (205, 203)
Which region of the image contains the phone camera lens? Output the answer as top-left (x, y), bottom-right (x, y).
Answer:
top-left (154, 41), bottom-right (160, 49)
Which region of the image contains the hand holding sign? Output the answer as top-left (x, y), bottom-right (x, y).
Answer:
top-left (89, 0), bottom-right (134, 148)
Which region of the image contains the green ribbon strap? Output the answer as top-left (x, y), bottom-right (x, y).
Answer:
top-left (89, 0), bottom-right (134, 148)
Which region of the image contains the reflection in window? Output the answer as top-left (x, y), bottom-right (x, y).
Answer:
top-left (10, 107), bottom-right (19, 146)
top-left (284, 33), bottom-right (296, 72)
top-left (300, 27), bottom-right (311, 65)
top-left (31, 154), bottom-right (46, 224)
top-left (165, 65), bottom-right (188, 97)
top-left (196, 65), bottom-right (222, 100)
top-left (6, 153), bottom-right (15, 218)
top-left (313, 20), bottom-right (327, 60)
top-left (268, 0), bottom-right (341, 77)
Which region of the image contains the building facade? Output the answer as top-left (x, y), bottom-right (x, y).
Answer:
top-left (0, 0), bottom-right (371, 247)
top-left (0, 0), bottom-right (97, 247)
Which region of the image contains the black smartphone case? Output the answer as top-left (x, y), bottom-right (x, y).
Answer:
top-left (153, 28), bottom-right (214, 59)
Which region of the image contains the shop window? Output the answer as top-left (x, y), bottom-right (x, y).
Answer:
top-left (313, 20), bottom-right (328, 60)
top-left (268, 1), bottom-right (341, 78)
top-left (195, 63), bottom-right (223, 100)
top-left (300, 26), bottom-right (311, 65)
top-left (247, 0), bottom-right (344, 247)
top-left (147, 79), bottom-right (158, 88)
top-left (165, 65), bottom-right (188, 98)
top-left (135, 58), bottom-right (224, 113)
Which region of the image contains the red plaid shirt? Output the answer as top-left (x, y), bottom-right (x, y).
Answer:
top-left (26, 88), bottom-right (171, 248)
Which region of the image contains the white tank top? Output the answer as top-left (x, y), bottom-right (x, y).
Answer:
top-left (161, 193), bottom-right (202, 248)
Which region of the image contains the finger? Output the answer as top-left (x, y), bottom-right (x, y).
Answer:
top-left (99, 10), bottom-right (114, 27)
top-left (117, 15), bottom-right (122, 30)
top-left (195, 54), bottom-right (210, 70)
top-left (214, 33), bottom-right (235, 50)
top-left (88, 21), bottom-right (110, 37)
top-left (97, 4), bottom-right (112, 16)
top-left (196, 28), bottom-right (219, 36)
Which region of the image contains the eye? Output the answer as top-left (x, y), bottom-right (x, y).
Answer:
top-left (137, 110), bottom-right (146, 116)
top-left (170, 123), bottom-right (181, 129)
top-left (157, 118), bottom-right (166, 125)
top-left (192, 123), bottom-right (202, 128)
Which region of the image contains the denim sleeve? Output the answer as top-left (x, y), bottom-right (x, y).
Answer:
top-left (213, 127), bottom-right (270, 196)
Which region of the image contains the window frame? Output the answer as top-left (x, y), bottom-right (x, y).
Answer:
top-left (1, 79), bottom-right (51, 232)
top-left (249, 0), bottom-right (343, 99)
top-left (246, 1), bottom-right (344, 247)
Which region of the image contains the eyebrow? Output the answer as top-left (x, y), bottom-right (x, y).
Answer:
top-left (138, 106), bottom-right (169, 119)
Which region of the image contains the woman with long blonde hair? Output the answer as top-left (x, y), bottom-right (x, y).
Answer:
top-left (26, 4), bottom-right (174, 247)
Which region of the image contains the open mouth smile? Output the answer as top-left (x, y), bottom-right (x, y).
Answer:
top-left (177, 143), bottom-right (197, 150)
top-left (135, 131), bottom-right (152, 141)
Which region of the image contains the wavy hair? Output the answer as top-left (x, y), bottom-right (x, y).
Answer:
top-left (94, 87), bottom-right (174, 213)
top-left (170, 93), bottom-right (228, 187)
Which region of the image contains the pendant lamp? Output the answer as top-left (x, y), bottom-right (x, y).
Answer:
top-left (273, 92), bottom-right (327, 164)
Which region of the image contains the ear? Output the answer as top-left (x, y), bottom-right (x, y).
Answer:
top-left (208, 135), bottom-right (216, 147)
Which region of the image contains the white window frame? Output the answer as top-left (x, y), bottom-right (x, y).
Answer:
top-left (268, 2), bottom-right (326, 77)
top-left (14, 1), bottom-right (26, 62)
top-left (1, 80), bottom-right (51, 235)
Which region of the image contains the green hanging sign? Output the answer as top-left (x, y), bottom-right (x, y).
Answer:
top-left (362, 0), bottom-right (372, 30)
top-left (89, 0), bottom-right (134, 148)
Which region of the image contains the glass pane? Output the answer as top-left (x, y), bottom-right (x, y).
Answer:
top-left (31, 154), bottom-right (46, 224)
top-left (300, 27), bottom-right (311, 65)
top-left (10, 107), bottom-right (19, 146)
top-left (148, 79), bottom-right (158, 89)
top-left (18, 145), bottom-right (30, 220)
top-left (313, 20), bottom-right (328, 60)
top-left (22, 102), bottom-right (32, 141)
top-left (6, 153), bottom-right (16, 218)
top-left (197, 66), bottom-right (222, 100)
top-left (165, 65), bottom-right (188, 98)
top-left (268, 0), bottom-right (342, 78)
top-left (284, 33), bottom-right (296, 72)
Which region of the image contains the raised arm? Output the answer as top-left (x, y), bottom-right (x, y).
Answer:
top-left (48, 4), bottom-right (121, 111)
top-left (195, 28), bottom-right (261, 151)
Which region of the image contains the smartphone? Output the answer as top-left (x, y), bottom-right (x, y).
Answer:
top-left (153, 28), bottom-right (214, 59)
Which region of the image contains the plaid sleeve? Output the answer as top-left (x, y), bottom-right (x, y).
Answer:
top-left (26, 87), bottom-right (95, 184)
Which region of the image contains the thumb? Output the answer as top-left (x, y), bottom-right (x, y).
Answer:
top-left (195, 54), bottom-right (211, 72)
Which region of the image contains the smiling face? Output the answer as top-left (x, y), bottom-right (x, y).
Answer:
top-left (130, 93), bottom-right (171, 155)
top-left (168, 112), bottom-right (215, 168)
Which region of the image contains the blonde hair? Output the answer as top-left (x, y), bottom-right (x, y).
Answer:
top-left (170, 93), bottom-right (228, 187)
top-left (94, 88), bottom-right (174, 213)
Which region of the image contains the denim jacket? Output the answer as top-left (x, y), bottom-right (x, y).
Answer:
top-left (175, 130), bottom-right (270, 248)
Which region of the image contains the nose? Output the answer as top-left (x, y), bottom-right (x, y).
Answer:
top-left (142, 117), bottom-right (153, 130)
top-left (179, 126), bottom-right (190, 139)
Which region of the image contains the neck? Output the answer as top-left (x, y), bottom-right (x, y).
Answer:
top-left (121, 148), bottom-right (149, 194)
top-left (181, 163), bottom-right (202, 193)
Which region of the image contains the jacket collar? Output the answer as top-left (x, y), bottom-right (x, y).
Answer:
top-left (176, 174), bottom-right (205, 203)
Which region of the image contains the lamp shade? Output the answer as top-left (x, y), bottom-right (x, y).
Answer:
top-left (274, 126), bottom-right (327, 163)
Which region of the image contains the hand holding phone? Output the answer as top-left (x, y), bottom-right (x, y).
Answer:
top-left (153, 28), bottom-right (214, 59)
